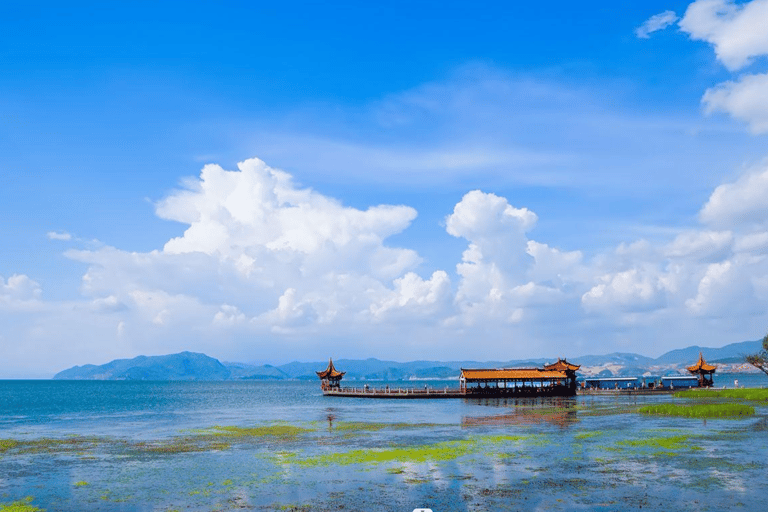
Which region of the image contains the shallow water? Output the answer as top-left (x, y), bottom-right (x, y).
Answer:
top-left (1, 375), bottom-right (767, 511)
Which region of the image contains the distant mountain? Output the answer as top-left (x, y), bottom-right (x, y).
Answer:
top-left (53, 352), bottom-right (231, 381)
top-left (53, 339), bottom-right (766, 381)
top-left (652, 340), bottom-right (761, 365)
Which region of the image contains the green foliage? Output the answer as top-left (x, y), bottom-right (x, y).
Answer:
top-left (745, 332), bottom-right (768, 376)
top-left (639, 403), bottom-right (754, 418)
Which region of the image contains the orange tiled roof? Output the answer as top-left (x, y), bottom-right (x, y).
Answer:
top-left (316, 358), bottom-right (346, 379)
top-left (461, 368), bottom-right (569, 380)
top-left (543, 358), bottom-right (581, 371)
top-left (687, 353), bottom-right (716, 373)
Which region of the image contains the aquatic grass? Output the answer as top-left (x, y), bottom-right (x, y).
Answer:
top-left (135, 438), bottom-right (230, 454)
top-left (73, 481), bottom-right (89, 487)
top-left (0, 497), bottom-right (43, 512)
top-left (675, 388), bottom-right (768, 402)
top-left (616, 435), bottom-right (701, 451)
top-left (574, 431), bottom-right (605, 440)
top-left (0, 439), bottom-right (20, 453)
top-left (289, 438), bottom-right (479, 467)
top-left (639, 403), bottom-right (754, 418)
top-left (284, 434), bottom-right (541, 468)
top-left (0, 437), bottom-right (101, 456)
top-left (325, 421), bottom-right (440, 432)
top-left (202, 424), bottom-right (315, 439)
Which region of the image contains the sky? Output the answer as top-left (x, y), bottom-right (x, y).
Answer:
top-left (2, 1), bottom-right (768, 377)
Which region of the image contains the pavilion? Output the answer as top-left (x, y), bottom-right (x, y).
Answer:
top-left (687, 353), bottom-right (716, 388)
top-left (316, 358), bottom-right (346, 391)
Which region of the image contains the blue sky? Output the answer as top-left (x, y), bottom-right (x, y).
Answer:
top-left (3, 0), bottom-right (768, 377)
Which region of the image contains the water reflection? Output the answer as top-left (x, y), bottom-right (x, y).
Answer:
top-left (461, 396), bottom-right (578, 428)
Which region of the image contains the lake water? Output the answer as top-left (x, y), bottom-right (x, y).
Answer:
top-left (1, 373), bottom-right (767, 511)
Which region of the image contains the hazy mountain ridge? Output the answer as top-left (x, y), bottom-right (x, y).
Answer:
top-left (53, 339), bottom-right (764, 381)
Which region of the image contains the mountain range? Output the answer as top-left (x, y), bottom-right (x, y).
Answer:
top-left (52, 339), bottom-right (765, 381)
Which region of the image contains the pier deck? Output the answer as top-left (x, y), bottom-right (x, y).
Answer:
top-left (322, 385), bottom-right (576, 399)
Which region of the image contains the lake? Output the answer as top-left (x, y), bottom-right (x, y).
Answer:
top-left (1, 373), bottom-right (767, 511)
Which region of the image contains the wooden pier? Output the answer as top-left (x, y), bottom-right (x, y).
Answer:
top-left (317, 358), bottom-right (580, 399)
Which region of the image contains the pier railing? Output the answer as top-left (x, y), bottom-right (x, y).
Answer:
top-left (326, 386), bottom-right (462, 396)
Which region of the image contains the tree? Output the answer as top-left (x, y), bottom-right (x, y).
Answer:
top-left (745, 333), bottom-right (768, 377)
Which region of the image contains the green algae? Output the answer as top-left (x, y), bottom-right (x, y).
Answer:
top-left (136, 438), bottom-right (230, 454)
top-left (574, 431), bottom-right (605, 440)
top-left (0, 440), bottom-right (20, 453)
top-left (323, 421), bottom-right (439, 432)
top-left (639, 403), bottom-right (754, 418)
top-left (0, 497), bottom-right (43, 512)
top-left (73, 481), bottom-right (88, 487)
top-left (200, 424), bottom-right (315, 439)
top-left (0, 437), bottom-right (101, 456)
top-left (614, 434), bottom-right (700, 453)
top-left (281, 434), bottom-right (542, 468)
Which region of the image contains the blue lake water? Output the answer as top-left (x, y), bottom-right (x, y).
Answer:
top-left (1, 373), bottom-right (767, 511)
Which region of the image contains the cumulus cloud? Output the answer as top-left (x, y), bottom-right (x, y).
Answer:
top-left (10, 151), bottom-right (768, 375)
top-left (446, 191), bottom-right (539, 320)
top-left (700, 161), bottom-right (768, 226)
top-left (636, 10), bottom-right (679, 38)
top-left (665, 230), bottom-right (733, 260)
top-left (679, 0), bottom-right (768, 71)
top-left (157, 158), bottom-right (419, 281)
top-left (702, 72), bottom-right (768, 134)
top-left (582, 268), bottom-right (668, 313)
top-left (1, 274), bottom-right (42, 305)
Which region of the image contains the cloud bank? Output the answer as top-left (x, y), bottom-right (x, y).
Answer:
top-left (5, 156), bottom-right (768, 376)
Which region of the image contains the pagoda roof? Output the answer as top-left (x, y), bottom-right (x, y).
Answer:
top-left (543, 358), bottom-right (581, 371)
top-left (461, 368), bottom-right (569, 381)
top-left (687, 353), bottom-right (716, 373)
top-left (316, 358), bottom-right (346, 379)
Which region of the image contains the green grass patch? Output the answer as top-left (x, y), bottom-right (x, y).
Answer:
top-left (675, 388), bottom-right (768, 402)
top-left (639, 403), bottom-right (754, 418)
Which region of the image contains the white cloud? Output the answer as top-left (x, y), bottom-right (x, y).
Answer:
top-left (700, 161), bottom-right (768, 226)
top-left (446, 191), bottom-right (539, 319)
top-left (47, 231), bottom-right (72, 241)
top-left (636, 10), bottom-right (679, 39)
top-left (702, 72), bottom-right (768, 134)
top-left (369, 271), bottom-right (451, 320)
top-left (734, 231), bottom-right (768, 253)
top-left (664, 230), bottom-right (733, 260)
top-left (10, 152), bottom-right (768, 375)
top-left (679, 0), bottom-right (768, 71)
top-left (1, 274), bottom-right (42, 308)
top-left (582, 268), bottom-right (668, 313)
